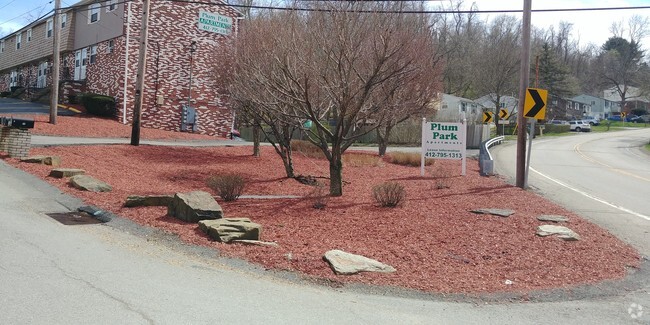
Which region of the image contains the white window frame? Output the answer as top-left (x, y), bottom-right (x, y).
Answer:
top-left (15, 32), bottom-right (21, 50)
top-left (61, 13), bottom-right (67, 28)
top-left (46, 19), bottom-right (53, 38)
top-left (74, 50), bottom-right (81, 80)
top-left (90, 45), bottom-right (97, 64)
top-left (88, 4), bottom-right (100, 23)
top-left (107, 39), bottom-right (114, 53)
top-left (0, 40), bottom-right (5, 53)
top-left (80, 48), bottom-right (88, 79)
top-left (106, 0), bottom-right (117, 12)
top-left (10, 70), bottom-right (17, 87)
top-left (26, 29), bottom-right (32, 42)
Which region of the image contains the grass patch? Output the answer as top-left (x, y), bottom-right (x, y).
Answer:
top-left (291, 140), bottom-right (325, 159)
top-left (387, 151), bottom-right (434, 167)
top-left (342, 153), bottom-right (382, 167)
top-left (645, 143), bottom-right (650, 152)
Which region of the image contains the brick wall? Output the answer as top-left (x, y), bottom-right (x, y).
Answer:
top-left (0, 127), bottom-right (31, 158)
top-left (110, 0), bottom-right (240, 137)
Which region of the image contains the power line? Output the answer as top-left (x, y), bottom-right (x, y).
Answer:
top-left (0, 6), bottom-right (52, 28)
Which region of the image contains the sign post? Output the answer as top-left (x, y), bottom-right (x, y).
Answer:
top-left (421, 118), bottom-right (467, 177)
top-left (523, 87), bottom-right (548, 187)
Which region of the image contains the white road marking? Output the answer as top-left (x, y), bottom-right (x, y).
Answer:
top-left (530, 167), bottom-right (650, 221)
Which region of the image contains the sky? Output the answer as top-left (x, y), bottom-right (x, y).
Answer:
top-left (1, 0), bottom-right (650, 47)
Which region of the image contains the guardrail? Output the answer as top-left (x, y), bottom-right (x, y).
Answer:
top-left (479, 135), bottom-right (504, 176)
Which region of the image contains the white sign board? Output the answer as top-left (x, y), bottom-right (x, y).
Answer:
top-left (421, 119), bottom-right (467, 176)
top-left (198, 11), bottom-right (232, 35)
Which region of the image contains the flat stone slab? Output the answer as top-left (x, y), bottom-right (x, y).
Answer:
top-left (21, 155), bottom-right (61, 166)
top-left (536, 225), bottom-right (580, 241)
top-left (125, 195), bottom-right (174, 207)
top-left (199, 218), bottom-right (262, 243)
top-left (49, 168), bottom-right (85, 178)
top-left (470, 208), bottom-right (515, 217)
top-left (168, 191), bottom-right (223, 223)
top-left (231, 239), bottom-right (279, 247)
top-left (69, 175), bottom-right (112, 192)
top-left (323, 249), bottom-right (396, 275)
top-left (537, 215), bottom-right (569, 223)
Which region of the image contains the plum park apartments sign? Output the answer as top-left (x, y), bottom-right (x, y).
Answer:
top-left (198, 11), bottom-right (232, 35)
top-left (420, 119), bottom-right (467, 176)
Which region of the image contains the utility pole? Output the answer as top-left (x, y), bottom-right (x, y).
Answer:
top-left (130, 0), bottom-right (151, 146)
top-left (49, 0), bottom-right (61, 124)
top-left (516, 0), bottom-right (532, 188)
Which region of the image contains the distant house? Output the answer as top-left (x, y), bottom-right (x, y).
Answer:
top-left (433, 93), bottom-right (480, 123)
top-left (474, 94), bottom-right (518, 119)
top-left (603, 86), bottom-right (650, 113)
top-left (571, 94), bottom-right (619, 120)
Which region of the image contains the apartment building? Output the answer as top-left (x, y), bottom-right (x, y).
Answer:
top-left (0, 0), bottom-right (242, 137)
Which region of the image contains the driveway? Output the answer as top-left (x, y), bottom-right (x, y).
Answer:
top-left (0, 97), bottom-right (76, 116)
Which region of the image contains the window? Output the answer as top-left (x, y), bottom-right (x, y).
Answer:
top-left (90, 45), bottom-right (97, 64)
top-left (0, 40), bottom-right (4, 53)
top-left (15, 33), bottom-right (21, 50)
top-left (61, 13), bottom-right (67, 28)
top-left (106, 0), bottom-right (117, 12)
top-left (107, 39), bottom-right (114, 53)
top-left (46, 19), bottom-right (53, 38)
top-left (88, 4), bottom-right (100, 23)
top-left (27, 29), bottom-right (32, 42)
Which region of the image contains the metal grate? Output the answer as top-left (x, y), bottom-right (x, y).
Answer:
top-left (46, 212), bottom-right (106, 225)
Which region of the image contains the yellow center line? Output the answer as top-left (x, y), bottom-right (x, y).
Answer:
top-left (574, 141), bottom-right (650, 182)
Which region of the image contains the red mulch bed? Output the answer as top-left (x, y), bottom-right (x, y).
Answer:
top-left (4, 140), bottom-right (640, 294)
top-left (13, 114), bottom-right (221, 140)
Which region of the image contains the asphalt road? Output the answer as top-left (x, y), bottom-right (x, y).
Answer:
top-left (492, 128), bottom-right (650, 255)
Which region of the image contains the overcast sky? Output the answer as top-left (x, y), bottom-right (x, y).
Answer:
top-left (1, 0), bottom-right (649, 48)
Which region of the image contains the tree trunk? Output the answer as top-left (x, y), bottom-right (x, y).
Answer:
top-left (277, 148), bottom-right (295, 178)
top-left (252, 124), bottom-right (261, 157)
top-left (329, 158), bottom-right (343, 196)
top-left (376, 126), bottom-right (392, 156)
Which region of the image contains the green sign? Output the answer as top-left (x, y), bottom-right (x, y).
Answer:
top-left (198, 11), bottom-right (232, 35)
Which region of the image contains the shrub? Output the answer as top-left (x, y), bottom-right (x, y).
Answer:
top-left (291, 140), bottom-right (324, 159)
top-left (372, 182), bottom-right (406, 207)
top-left (0, 91), bottom-right (10, 97)
top-left (207, 173), bottom-right (247, 201)
top-left (308, 184), bottom-right (328, 209)
top-left (80, 93), bottom-right (116, 117)
top-left (387, 151), bottom-right (434, 167)
top-left (431, 164), bottom-right (455, 189)
top-left (342, 153), bottom-right (382, 167)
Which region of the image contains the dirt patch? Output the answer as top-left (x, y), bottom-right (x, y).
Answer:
top-left (5, 144), bottom-right (640, 294)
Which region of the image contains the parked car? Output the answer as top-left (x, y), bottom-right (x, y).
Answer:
top-left (548, 119), bottom-right (568, 125)
top-left (568, 120), bottom-right (591, 132)
top-left (630, 115), bottom-right (650, 123)
top-left (582, 116), bottom-right (600, 126)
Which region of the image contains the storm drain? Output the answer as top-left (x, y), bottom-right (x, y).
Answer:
top-left (46, 212), bottom-right (107, 225)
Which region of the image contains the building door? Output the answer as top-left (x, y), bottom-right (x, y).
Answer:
top-left (9, 70), bottom-right (17, 87)
top-left (80, 48), bottom-right (88, 80)
top-left (74, 50), bottom-right (81, 80)
top-left (37, 62), bottom-right (47, 88)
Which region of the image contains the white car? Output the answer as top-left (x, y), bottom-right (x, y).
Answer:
top-left (568, 120), bottom-right (591, 132)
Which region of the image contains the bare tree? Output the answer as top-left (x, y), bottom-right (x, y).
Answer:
top-left (232, 2), bottom-right (439, 196)
top-left (473, 15), bottom-right (521, 134)
top-left (596, 36), bottom-right (646, 112)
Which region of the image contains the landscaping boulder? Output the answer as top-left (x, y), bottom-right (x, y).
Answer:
top-left (536, 215), bottom-right (569, 223)
top-left (323, 249), bottom-right (396, 275)
top-left (21, 155), bottom-right (61, 166)
top-left (69, 175), bottom-right (112, 192)
top-left (49, 168), bottom-right (85, 178)
top-left (471, 208), bottom-right (515, 217)
top-left (124, 195), bottom-right (174, 207)
top-left (168, 191), bottom-right (223, 223)
top-left (536, 225), bottom-right (580, 241)
top-left (198, 218), bottom-right (261, 243)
